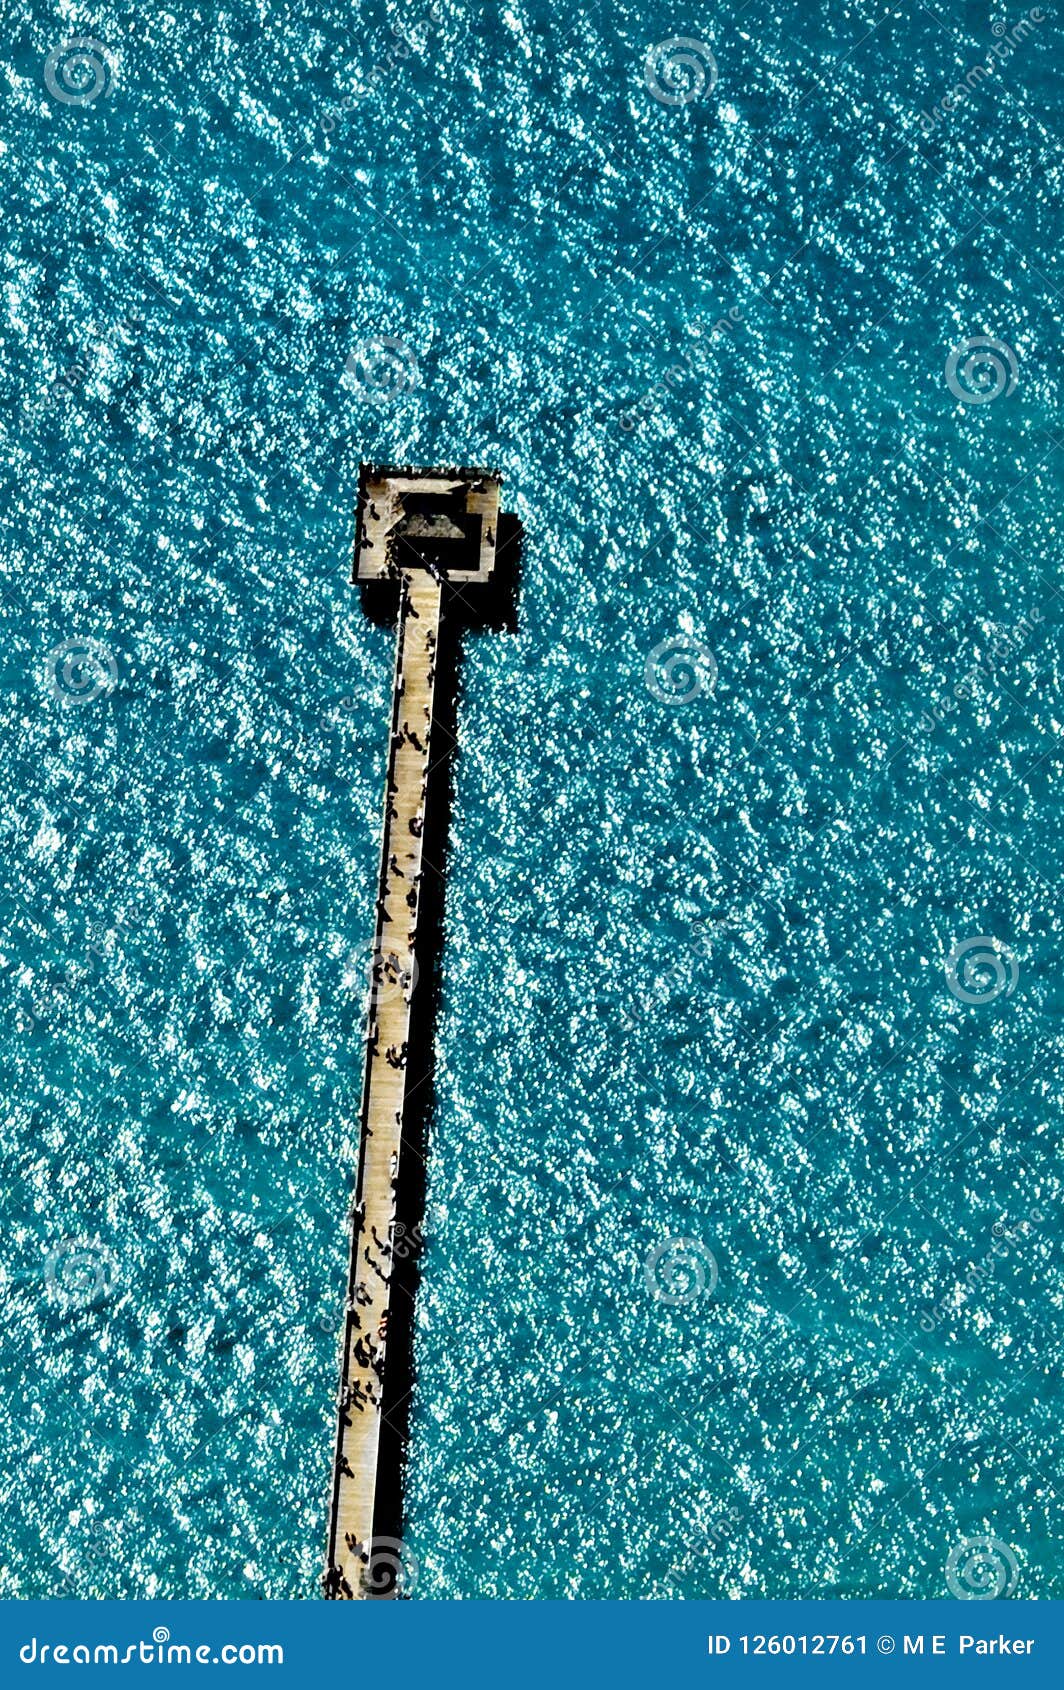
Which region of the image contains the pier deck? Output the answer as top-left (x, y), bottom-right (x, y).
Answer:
top-left (326, 465), bottom-right (507, 1600)
top-left (326, 568), bottom-right (441, 1598)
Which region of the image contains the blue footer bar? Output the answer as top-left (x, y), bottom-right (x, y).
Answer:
top-left (4, 1602), bottom-right (1063, 1687)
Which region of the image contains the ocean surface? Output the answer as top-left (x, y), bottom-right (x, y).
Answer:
top-left (1, 0), bottom-right (1061, 1600)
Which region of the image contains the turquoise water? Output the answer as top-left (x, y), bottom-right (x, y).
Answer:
top-left (1, 0), bottom-right (1062, 1599)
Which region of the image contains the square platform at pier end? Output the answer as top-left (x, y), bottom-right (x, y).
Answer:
top-left (354, 465), bottom-right (502, 584)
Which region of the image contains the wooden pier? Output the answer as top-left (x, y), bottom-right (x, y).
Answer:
top-left (325, 466), bottom-right (509, 1600)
